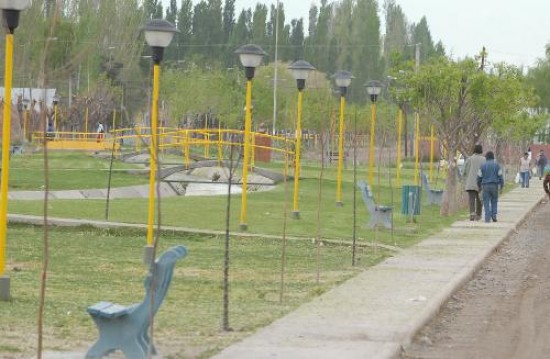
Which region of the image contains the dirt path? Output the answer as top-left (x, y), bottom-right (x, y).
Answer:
top-left (402, 199), bottom-right (550, 359)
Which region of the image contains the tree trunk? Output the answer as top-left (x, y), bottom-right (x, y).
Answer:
top-left (440, 151), bottom-right (459, 216)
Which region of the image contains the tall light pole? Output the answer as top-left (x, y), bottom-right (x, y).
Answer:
top-left (235, 44), bottom-right (267, 231)
top-left (289, 60), bottom-right (315, 219)
top-left (0, 0), bottom-right (31, 301)
top-left (52, 95), bottom-right (59, 132)
top-left (332, 70), bottom-right (353, 207)
top-left (396, 93), bottom-right (404, 188)
top-left (141, 19), bottom-right (178, 263)
top-left (365, 80), bottom-right (382, 185)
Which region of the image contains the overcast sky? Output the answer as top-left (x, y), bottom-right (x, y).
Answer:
top-left (162, 0), bottom-right (549, 68)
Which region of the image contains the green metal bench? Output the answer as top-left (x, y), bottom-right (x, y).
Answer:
top-left (421, 172), bottom-right (444, 205)
top-left (86, 245), bottom-right (187, 359)
top-left (358, 181), bottom-right (393, 229)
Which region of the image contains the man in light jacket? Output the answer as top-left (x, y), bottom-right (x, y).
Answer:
top-left (463, 144), bottom-right (485, 221)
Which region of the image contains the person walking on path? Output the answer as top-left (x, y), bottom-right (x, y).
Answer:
top-left (477, 151), bottom-right (504, 223)
top-left (518, 152), bottom-right (532, 188)
top-left (463, 144), bottom-right (485, 221)
top-left (536, 149), bottom-right (548, 180)
top-left (96, 122), bottom-right (104, 143)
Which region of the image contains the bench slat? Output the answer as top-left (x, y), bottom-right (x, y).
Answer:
top-left (88, 301), bottom-right (130, 318)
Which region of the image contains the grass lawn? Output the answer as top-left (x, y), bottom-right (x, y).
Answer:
top-left (8, 151), bottom-right (148, 191)
top-left (0, 224), bottom-right (388, 358)
top-left (8, 152), bottom-right (462, 249)
top-left (0, 150), bottom-right (472, 357)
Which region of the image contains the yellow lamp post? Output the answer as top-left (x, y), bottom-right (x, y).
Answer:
top-left (332, 70), bottom-right (353, 207)
top-left (52, 95), bottom-right (59, 132)
top-left (365, 80), bottom-right (383, 185)
top-left (85, 97), bottom-right (90, 139)
top-left (414, 111), bottom-right (420, 185)
top-left (0, 0), bottom-right (31, 301)
top-left (396, 102), bottom-right (403, 188)
top-left (429, 124), bottom-right (435, 181)
top-left (141, 19), bottom-right (179, 263)
top-left (235, 44), bottom-right (267, 231)
top-left (288, 60), bottom-right (316, 219)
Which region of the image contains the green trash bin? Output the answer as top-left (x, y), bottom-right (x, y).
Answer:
top-left (401, 185), bottom-right (421, 215)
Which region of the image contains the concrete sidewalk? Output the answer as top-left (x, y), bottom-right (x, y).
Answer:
top-left (212, 185), bottom-right (545, 359)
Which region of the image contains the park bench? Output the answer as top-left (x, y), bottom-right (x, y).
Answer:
top-left (358, 180), bottom-right (393, 229)
top-left (328, 151), bottom-right (347, 165)
top-left (85, 245), bottom-right (187, 359)
top-left (420, 172), bottom-right (444, 205)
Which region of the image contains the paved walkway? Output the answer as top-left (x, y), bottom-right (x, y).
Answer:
top-left (211, 185), bottom-right (545, 359)
top-left (27, 184), bottom-right (545, 359)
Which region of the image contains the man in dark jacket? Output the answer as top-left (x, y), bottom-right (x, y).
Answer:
top-left (477, 151), bottom-right (504, 223)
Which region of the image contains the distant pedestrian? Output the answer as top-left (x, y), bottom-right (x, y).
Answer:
top-left (518, 152), bottom-right (532, 188)
top-left (463, 144), bottom-right (485, 221)
top-left (536, 149), bottom-right (547, 180)
top-left (46, 121), bottom-right (55, 140)
top-left (96, 121), bottom-right (104, 142)
top-left (477, 151), bottom-right (504, 223)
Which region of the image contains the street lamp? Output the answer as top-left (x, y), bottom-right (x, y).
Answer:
top-left (0, 0), bottom-right (32, 301)
top-left (235, 44), bottom-right (267, 231)
top-left (332, 70), bottom-right (353, 207)
top-left (288, 60), bottom-right (315, 219)
top-left (141, 19), bottom-right (178, 263)
top-left (365, 80), bottom-right (382, 185)
top-left (52, 95), bottom-right (59, 132)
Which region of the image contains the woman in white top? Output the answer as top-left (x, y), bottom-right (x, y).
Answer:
top-left (519, 152), bottom-right (532, 188)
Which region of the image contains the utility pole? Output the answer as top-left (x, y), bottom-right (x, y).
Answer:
top-left (414, 43), bottom-right (421, 185)
top-left (272, 0), bottom-right (280, 135)
top-left (480, 46), bottom-right (487, 71)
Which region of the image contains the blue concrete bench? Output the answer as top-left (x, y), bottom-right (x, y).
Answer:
top-left (358, 181), bottom-right (393, 229)
top-left (420, 172), bottom-right (444, 205)
top-left (86, 245), bottom-right (187, 359)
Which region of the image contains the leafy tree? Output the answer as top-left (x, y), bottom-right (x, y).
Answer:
top-left (190, 1), bottom-right (222, 61)
top-left (332, 0), bottom-right (353, 71)
top-left (165, 0), bottom-right (177, 23)
top-left (527, 44), bottom-right (550, 111)
top-left (410, 16), bottom-right (438, 64)
top-left (143, 0), bottom-right (163, 19)
top-left (228, 9), bottom-right (252, 67)
top-left (308, 5), bottom-right (318, 38)
top-left (383, 0), bottom-right (409, 67)
top-left (289, 19), bottom-right (305, 61)
top-left (307, 0), bottom-right (333, 73)
top-left (176, 0), bottom-right (193, 61)
top-left (350, 0), bottom-right (383, 102)
top-left (222, 0), bottom-right (236, 43)
top-left (402, 57), bottom-right (535, 215)
top-left (251, 4), bottom-right (268, 48)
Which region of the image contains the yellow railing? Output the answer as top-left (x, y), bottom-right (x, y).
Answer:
top-left (32, 127), bottom-right (294, 163)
